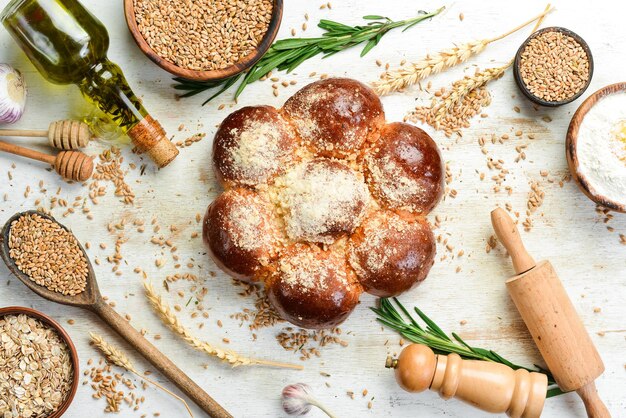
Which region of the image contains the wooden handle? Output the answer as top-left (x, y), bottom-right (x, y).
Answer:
top-left (577, 382), bottom-right (612, 418)
top-left (92, 300), bottom-right (232, 418)
top-left (0, 139), bottom-right (55, 164)
top-left (0, 128), bottom-right (48, 138)
top-left (491, 208), bottom-right (536, 274)
top-left (391, 344), bottom-right (547, 418)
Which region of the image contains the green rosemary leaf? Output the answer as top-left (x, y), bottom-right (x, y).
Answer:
top-left (413, 306), bottom-right (451, 342)
top-left (318, 19), bottom-right (355, 33)
top-left (271, 37), bottom-right (325, 50)
top-left (285, 46), bottom-right (322, 72)
top-left (202, 74), bottom-right (243, 105)
top-left (173, 8), bottom-right (444, 104)
top-left (381, 298), bottom-right (405, 323)
top-left (547, 386), bottom-right (567, 398)
top-left (390, 298), bottom-right (422, 329)
top-left (362, 15), bottom-right (386, 20)
top-left (360, 38), bottom-right (378, 56)
top-left (451, 332), bottom-right (475, 350)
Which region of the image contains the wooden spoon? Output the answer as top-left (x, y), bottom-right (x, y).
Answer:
top-left (0, 210), bottom-right (232, 418)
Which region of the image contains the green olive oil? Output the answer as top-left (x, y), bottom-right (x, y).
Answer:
top-left (1, 0), bottom-right (178, 166)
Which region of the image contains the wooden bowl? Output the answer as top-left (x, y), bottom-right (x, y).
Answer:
top-left (566, 82), bottom-right (626, 213)
top-left (514, 27), bottom-right (593, 107)
top-left (124, 0), bottom-right (283, 82)
top-left (0, 306), bottom-right (80, 417)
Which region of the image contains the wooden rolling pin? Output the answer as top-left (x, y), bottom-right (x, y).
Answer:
top-left (0, 140), bottom-right (93, 181)
top-left (0, 119), bottom-right (91, 150)
top-left (387, 344), bottom-right (547, 417)
top-left (491, 208), bottom-right (611, 418)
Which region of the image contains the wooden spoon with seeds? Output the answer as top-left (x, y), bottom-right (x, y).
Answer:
top-left (0, 210), bottom-right (232, 418)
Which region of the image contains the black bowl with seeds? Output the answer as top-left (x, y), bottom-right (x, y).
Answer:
top-left (514, 27), bottom-right (593, 107)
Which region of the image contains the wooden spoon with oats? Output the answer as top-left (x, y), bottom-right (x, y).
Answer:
top-left (0, 210), bottom-right (232, 418)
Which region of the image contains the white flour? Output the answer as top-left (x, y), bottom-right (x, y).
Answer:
top-left (577, 92), bottom-right (626, 204)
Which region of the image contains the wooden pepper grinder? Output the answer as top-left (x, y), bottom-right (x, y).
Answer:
top-left (387, 344), bottom-right (547, 417)
top-left (491, 208), bottom-right (611, 418)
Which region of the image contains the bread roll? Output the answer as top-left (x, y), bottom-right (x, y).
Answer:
top-left (267, 243), bottom-right (363, 329)
top-left (275, 158), bottom-right (370, 244)
top-left (213, 105), bottom-right (299, 188)
top-left (365, 122), bottom-right (443, 214)
top-left (203, 188), bottom-right (281, 282)
top-left (348, 210), bottom-right (435, 297)
top-left (283, 78), bottom-right (385, 158)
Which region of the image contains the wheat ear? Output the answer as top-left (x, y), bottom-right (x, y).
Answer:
top-left (90, 332), bottom-right (194, 417)
top-left (433, 61), bottom-right (511, 126)
top-left (143, 281), bottom-right (303, 370)
top-left (372, 5), bottom-right (554, 95)
top-left (432, 3), bottom-right (552, 126)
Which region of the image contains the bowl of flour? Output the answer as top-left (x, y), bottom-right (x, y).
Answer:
top-left (567, 82), bottom-right (626, 213)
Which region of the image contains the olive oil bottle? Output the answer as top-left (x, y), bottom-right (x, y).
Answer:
top-left (1, 0), bottom-right (178, 167)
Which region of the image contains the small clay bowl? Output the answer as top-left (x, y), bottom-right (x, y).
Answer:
top-left (514, 27), bottom-right (593, 107)
top-left (0, 306), bottom-right (80, 417)
top-left (566, 82), bottom-right (626, 213)
top-left (124, 0), bottom-right (283, 82)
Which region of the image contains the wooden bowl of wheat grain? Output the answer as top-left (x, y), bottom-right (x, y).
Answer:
top-left (124, 0), bottom-right (283, 82)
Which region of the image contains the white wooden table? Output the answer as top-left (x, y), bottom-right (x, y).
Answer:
top-left (0, 0), bottom-right (624, 417)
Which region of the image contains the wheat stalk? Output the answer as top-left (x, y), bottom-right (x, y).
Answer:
top-left (432, 3), bottom-right (552, 125)
top-left (372, 5), bottom-right (554, 95)
top-left (90, 332), bottom-right (194, 417)
top-left (143, 281), bottom-right (303, 370)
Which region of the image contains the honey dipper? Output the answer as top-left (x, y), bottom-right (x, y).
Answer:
top-left (0, 140), bottom-right (93, 181)
top-left (491, 208), bottom-right (611, 418)
top-left (0, 119), bottom-right (92, 150)
top-left (0, 211), bottom-right (233, 418)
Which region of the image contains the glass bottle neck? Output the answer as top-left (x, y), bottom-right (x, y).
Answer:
top-left (78, 58), bottom-right (148, 132)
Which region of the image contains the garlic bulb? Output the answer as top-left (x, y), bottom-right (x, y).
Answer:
top-left (282, 383), bottom-right (338, 418)
top-left (0, 64), bottom-right (27, 124)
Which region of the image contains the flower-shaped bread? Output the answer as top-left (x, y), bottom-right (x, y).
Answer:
top-left (204, 78), bottom-right (443, 329)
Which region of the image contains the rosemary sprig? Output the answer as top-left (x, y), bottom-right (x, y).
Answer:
top-left (372, 298), bottom-right (566, 397)
top-left (173, 7), bottom-right (444, 104)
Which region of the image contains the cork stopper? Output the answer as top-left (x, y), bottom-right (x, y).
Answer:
top-left (128, 115), bottom-right (179, 168)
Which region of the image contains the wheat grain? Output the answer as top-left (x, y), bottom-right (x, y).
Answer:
top-left (372, 5), bottom-right (553, 95)
top-left (143, 281), bottom-right (303, 370)
top-left (90, 332), bottom-right (194, 417)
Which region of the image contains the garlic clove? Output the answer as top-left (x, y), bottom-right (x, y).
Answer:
top-left (282, 383), bottom-right (338, 418)
top-left (0, 63), bottom-right (27, 124)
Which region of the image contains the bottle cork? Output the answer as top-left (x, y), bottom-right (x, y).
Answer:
top-left (128, 115), bottom-right (179, 168)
